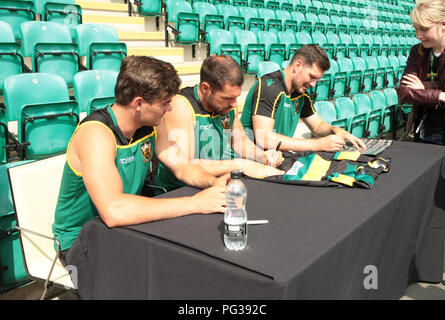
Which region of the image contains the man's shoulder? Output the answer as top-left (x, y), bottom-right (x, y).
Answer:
top-left (258, 71), bottom-right (286, 97)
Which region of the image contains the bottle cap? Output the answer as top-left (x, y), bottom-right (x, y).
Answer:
top-left (230, 170), bottom-right (242, 179)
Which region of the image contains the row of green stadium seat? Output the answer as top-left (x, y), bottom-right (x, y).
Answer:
top-left (0, 70), bottom-right (118, 163)
top-left (314, 89), bottom-right (410, 139)
top-left (0, 0), bottom-right (82, 41)
top-left (159, 0), bottom-right (415, 48)
top-left (206, 26), bottom-right (413, 74)
top-left (0, 21), bottom-right (126, 92)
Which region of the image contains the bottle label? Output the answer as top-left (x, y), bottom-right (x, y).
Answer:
top-left (224, 223), bottom-right (247, 237)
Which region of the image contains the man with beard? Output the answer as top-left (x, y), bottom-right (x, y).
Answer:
top-left (155, 55), bottom-right (284, 192)
top-left (241, 45), bottom-right (366, 153)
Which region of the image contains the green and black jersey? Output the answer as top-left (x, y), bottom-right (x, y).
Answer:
top-left (240, 70), bottom-right (316, 138)
top-left (156, 86), bottom-right (236, 192)
top-left (52, 106), bottom-right (156, 251)
top-left (253, 150), bottom-right (390, 189)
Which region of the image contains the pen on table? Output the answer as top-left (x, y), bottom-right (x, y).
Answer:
top-left (271, 141), bottom-right (282, 165)
top-left (247, 220), bottom-right (269, 225)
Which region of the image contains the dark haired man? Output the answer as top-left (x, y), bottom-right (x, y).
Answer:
top-left (155, 55), bottom-right (284, 192)
top-left (241, 45), bottom-right (366, 152)
top-left (53, 56), bottom-right (229, 264)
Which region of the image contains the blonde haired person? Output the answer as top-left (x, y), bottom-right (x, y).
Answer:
top-left (398, 0), bottom-right (445, 144)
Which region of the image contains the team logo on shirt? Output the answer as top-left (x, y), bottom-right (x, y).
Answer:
top-left (140, 141), bottom-right (153, 163)
top-left (220, 114), bottom-right (231, 130)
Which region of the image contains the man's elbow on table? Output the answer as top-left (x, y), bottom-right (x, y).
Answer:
top-left (98, 198), bottom-right (131, 229)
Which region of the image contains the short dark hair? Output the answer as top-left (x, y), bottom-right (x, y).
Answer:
top-left (289, 45), bottom-right (330, 71)
top-left (200, 55), bottom-right (244, 91)
top-left (115, 56), bottom-right (181, 106)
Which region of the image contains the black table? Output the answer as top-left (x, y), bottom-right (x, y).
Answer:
top-left (68, 141), bottom-right (445, 299)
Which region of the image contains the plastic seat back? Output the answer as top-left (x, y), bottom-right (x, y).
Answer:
top-left (21, 21), bottom-right (79, 86)
top-left (76, 23), bottom-right (127, 71)
top-left (234, 30), bottom-right (264, 74)
top-left (314, 100), bottom-right (337, 124)
top-left (9, 154), bottom-right (74, 292)
top-left (0, 21), bottom-right (25, 92)
top-left (166, 0), bottom-right (200, 44)
top-left (370, 90), bottom-right (392, 134)
top-left (257, 61), bottom-right (281, 78)
top-left (277, 30), bottom-right (295, 59)
top-left (256, 31), bottom-right (285, 65)
top-left (73, 70), bottom-right (118, 114)
top-left (138, 0), bottom-right (162, 15)
top-left (3, 73), bottom-right (79, 159)
top-left (0, 0), bottom-right (36, 42)
top-left (353, 93), bottom-right (380, 138)
top-left (41, 0), bottom-right (82, 40)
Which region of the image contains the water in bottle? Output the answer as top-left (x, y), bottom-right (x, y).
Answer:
top-left (224, 170), bottom-right (247, 251)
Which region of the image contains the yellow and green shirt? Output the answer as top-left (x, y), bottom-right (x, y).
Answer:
top-left (241, 70), bottom-right (316, 138)
top-left (52, 106), bottom-right (156, 251)
top-left (155, 86), bottom-right (236, 192)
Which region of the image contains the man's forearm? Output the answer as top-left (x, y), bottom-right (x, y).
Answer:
top-left (175, 164), bottom-right (217, 189)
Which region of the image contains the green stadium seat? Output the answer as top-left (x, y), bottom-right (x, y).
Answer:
top-left (315, 13), bottom-right (330, 33)
top-left (383, 87), bottom-right (407, 130)
top-left (193, 2), bottom-right (224, 40)
top-left (353, 93), bottom-right (381, 138)
top-left (233, 29), bottom-right (265, 74)
top-left (331, 60), bottom-right (348, 99)
top-left (337, 57), bottom-right (360, 96)
top-left (21, 21), bottom-right (80, 87)
top-left (370, 90), bottom-right (393, 135)
top-left (300, 12), bottom-right (318, 34)
top-left (0, 0), bottom-right (36, 42)
top-left (277, 30), bottom-right (295, 60)
top-left (249, 0), bottom-right (264, 8)
top-left (207, 29), bottom-right (242, 65)
top-left (256, 31), bottom-right (286, 66)
top-left (258, 8), bottom-right (276, 31)
top-left (41, 0), bottom-right (82, 40)
top-left (314, 100), bottom-right (348, 130)
top-left (75, 24), bottom-right (127, 72)
top-left (352, 56), bottom-right (372, 93)
top-left (290, 11), bottom-right (305, 30)
top-left (257, 61), bottom-right (280, 78)
top-left (365, 56), bottom-right (379, 90)
top-left (266, 0), bottom-right (280, 10)
top-left (378, 55), bottom-right (396, 88)
top-left (311, 58), bottom-right (335, 102)
top-left (291, 31), bottom-right (312, 55)
top-left (334, 96), bottom-right (367, 137)
top-left (136, 0), bottom-right (163, 17)
top-left (215, 4), bottom-right (244, 31)
top-left (231, 0), bottom-right (246, 5)
top-left (166, 0), bottom-right (200, 45)
top-left (3, 73), bottom-right (79, 159)
top-left (0, 160), bottom-right (34, 292)
top-left (0, 21), bottom-right (26, 94)
top-left (73, 70), bottom-right (118, 115)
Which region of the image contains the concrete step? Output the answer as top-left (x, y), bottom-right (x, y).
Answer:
top-left (82, 14), bottom-right (145, 32)
top-left (76, 0), bottom-right (129, 16)
top-left (118, 31), bottom-right (165, 48)
top-left (127, 47), bottom-right (185, 64)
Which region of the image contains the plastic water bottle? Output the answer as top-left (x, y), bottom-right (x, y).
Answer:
top-left (224, 170), bottom-right (247, 251)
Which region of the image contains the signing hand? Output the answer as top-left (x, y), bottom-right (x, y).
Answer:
top-left (264, 148), bottom-right (284, 167)
top-left (401, 74), bottom-right (425, 90)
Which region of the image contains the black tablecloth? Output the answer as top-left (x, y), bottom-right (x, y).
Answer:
top-left (67, 141), bottom-right (445, 299)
